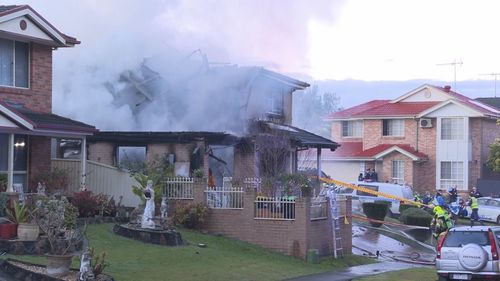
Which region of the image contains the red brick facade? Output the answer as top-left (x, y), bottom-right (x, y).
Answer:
top-left (28, 136), bottom-right (51, 189)
top-left (0, 43), bottom-right (53, 113)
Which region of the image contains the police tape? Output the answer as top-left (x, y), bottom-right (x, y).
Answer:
top-left (318, 177), bottom-right (431, 208)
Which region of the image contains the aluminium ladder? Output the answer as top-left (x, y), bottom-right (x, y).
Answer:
top-left (327, 188), bottom-right (343, 258)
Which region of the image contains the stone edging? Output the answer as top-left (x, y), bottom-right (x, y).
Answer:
top-left (113, 224), bottom-right (184, 246)
top-left (0, 258), bottom-right (115, 281)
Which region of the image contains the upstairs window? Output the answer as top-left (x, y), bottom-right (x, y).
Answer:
top-left (267, 90), bottom-right (284, 115)
top-left (383, 119), bottom-right (404, 136)
top-left (441, 118), bottom-right (464, 140)
top-left (342, 120), bottom-right (363, 137)
top-left (0, 39), bottom-right (29, 88)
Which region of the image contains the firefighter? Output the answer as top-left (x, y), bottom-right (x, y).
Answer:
top-left (468, 192), bottom-right (484, 227)
top-left (430, 205), bottom-right (452, 244)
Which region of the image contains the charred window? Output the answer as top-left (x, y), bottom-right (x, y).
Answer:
top-left (117, 146), bottom-right (146, 170)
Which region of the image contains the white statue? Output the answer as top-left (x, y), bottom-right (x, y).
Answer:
top-left (160, 195), bottom-right (168, 219)
top-left (37, 182), bottom-right (46, 195)
top-left (78, 248), bottom-right (94, 280)
top-left (141, 180), bottom-right (156, 229)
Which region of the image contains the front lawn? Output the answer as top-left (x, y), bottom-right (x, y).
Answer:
top-left (353, 267), bottom-right (436, 281)
top-left (6, 223), bottom-right (374, 281)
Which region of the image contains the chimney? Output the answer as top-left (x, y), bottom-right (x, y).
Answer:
top-left (443, 85), bottom-right (451, 92)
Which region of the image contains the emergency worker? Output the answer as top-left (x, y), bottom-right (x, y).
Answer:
top-left (430, 205), bottom-right (452, 244)
top-left (468, 192), bottom-right (483, 227)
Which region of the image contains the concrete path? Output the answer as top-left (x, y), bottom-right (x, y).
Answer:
top-left (287, 261), bottom-right (429, 281)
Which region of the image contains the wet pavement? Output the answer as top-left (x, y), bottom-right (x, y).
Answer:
top-left (288, 261), bottom-right (428, 281)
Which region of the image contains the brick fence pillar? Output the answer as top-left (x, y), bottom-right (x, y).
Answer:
top-left (193, 178), bottom-right (206, 204)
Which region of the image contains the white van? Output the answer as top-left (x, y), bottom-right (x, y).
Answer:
top-left (336, 181), bottom-right (414, 217)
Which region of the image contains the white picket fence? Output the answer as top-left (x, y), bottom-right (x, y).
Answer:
top-left (164, 177), bottom-right (194, 199)
top-left (51, 159), bottom-right (141, 207)
top-left (254, 196), bottom-right (296, 220)
top-left (205, 186), bottom-right (244, 209)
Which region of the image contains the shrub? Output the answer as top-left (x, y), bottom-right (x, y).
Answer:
top-left (173, 203), bottom-right (208, 230)
top-left (399, 207), bottom-right (433, 227)
top-left (71, 191), bottom-right (99, 218)
top-left (89, 247), bottom-right (109, 275)
top-left (362, 201), bottom-right (389, 227)
top-left (34, 167), bottom-right (70, 194)
top-left (399, 203), bottom-right (416, 214)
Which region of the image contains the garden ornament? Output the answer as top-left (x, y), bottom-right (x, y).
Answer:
top-left (37, 182), bottom-right (46, 195)
top-left (141, 180), bottom-right (156, 229)
top-left (78, 248), bottom-right (94, 280)
top-left (160, 195), bottom-right (168, 219)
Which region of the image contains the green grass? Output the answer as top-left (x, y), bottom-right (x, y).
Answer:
top-left (353, 267), bottom-right (437, 281)
top-left (6, 223), bottom-right (375, 281)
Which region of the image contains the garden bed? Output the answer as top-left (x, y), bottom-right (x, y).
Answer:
top-left (0, 237), bottom-right (50, 255)
top-left (0, 258), bottom-right (114, 281)
top-left (113, 224), bottom-right (183, 246)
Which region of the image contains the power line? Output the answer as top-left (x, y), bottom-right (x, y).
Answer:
top-left (479, 73), bottom-right (500, 97)
top-left (436, 59), bottom-right (463, 90)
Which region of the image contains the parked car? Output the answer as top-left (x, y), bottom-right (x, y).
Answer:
top-left (464, 197), bottom-right (500, 224)
top-left (335, 181), bottom-right (414, 217)
top-left (436, 226), bottom-right (500, 281)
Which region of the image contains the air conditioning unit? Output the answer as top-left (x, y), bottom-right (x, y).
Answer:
top-left (419, 118), bottom-right (432, 128)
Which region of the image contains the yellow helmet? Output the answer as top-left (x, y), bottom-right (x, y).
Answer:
top-left (433, 206), bottom-right (444, 215)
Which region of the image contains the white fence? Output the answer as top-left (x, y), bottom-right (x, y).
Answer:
top-left (51, 159), bottom-right (141, 207)
top-left (164, 177), bottom-right (194, 199)
top-left (205, 186), bottom-right (244, 209)
top-left (254, 196), bottom-right (296, 220)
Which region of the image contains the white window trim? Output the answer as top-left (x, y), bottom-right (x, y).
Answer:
top-left (440, 117), bottom-right (464, 141)
top-left (342, 120), bottom-right (363, 138)
top-left (382, 119), bottom-right (405, 137)
top-left (391, 160), bottom-right (405, 184)
top-left (439, 161), bottom-right (465, 190)
top-left (0, 39), bottom-right (30, 90)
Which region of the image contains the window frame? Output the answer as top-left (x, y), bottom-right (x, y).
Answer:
top-left (440, 117), bottom-right (464, 141)
top-left (382, 119), bottom-right (405, 137)
top-left (116, 145), bottom-right (147, 170)
top-left (440, 161), bottom-right (464, 189)
top-left (0, 38), bottom-right (30, 89)
top-left (341, 120), bottom-right (363, 137)
top-left (267, 90), bottom-right (284, 116)
top-left (391, 160), bottom-right (405, 184)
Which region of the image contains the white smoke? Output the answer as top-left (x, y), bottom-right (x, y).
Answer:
top-left (4, 0), bottom-right (344, 130)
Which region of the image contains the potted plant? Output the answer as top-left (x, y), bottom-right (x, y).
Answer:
top-left (36, 197), bottom-right (80, 276)
top-left (6, 201), bottom-right (39, 241)
top-left (0, 193), bottom-right (16, 239)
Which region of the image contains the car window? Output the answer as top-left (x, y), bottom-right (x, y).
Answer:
top-left (357, 184), bottom-right (378, 197)
top-left (444, 231), bottom-right (490, 247)
top-left (490, 200), bottom-right (500, 207)
top-left (478, 199), bottom-right (490, 205)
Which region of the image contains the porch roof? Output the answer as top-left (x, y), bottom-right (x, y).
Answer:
top-left (322, 142), bottom-right (427, 161)
top-left (0, 101), bottom-right (97, 137)
top-left (262, 121), bottom-right (340, 150)
top-left (88, 131), bottom-right (241, 145)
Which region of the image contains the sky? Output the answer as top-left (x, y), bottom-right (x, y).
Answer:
top-left (5, 0), bottom-right (500, 110)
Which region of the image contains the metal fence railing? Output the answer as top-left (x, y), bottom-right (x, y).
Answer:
top-left (254, 196), bottom-right (296, 220)
top-left (164, 177), bottom-right (194, 199)
top-left (205, 186), bottom-right (244, 209)
top-left (310, 198), bottom-right (328, 220)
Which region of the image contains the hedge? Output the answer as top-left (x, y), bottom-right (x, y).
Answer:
top-left (399, 207), bottom-right (433, 227)
top-left (362, 201), bottom-right (389, 227)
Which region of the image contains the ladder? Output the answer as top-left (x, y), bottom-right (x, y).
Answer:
top-left (327, 188), bottom-right (343, 258)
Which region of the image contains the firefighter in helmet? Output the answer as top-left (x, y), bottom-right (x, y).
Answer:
top-left (430, 205), bottom-right (452, 245)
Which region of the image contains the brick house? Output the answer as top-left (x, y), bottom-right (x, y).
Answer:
top-left (323, 84), bottom-right (500, 193)
top-left (0, 5), bottom-right (96, 192)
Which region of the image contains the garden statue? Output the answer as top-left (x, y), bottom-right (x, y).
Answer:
top-left (141, 180), bottom-right (156, 229)
top-left (78, 248), bottom-right (94, 281)
top-left (37, 182), bottom-right (46, 195)
top-left (160, 195), bottom-right (168, 219)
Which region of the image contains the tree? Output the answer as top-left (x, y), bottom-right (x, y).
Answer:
top-left (487, 119), bottom-right (500, 172)
top-left (292, 84), bottom-right (342, 138)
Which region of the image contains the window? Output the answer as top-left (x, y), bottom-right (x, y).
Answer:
top-left (441, 118), bottom-right (464, 140)
top-left (356, 184), bottom-right (378, 197)
top-left (440, 161), bottom-right (464, 189)
top-left (267, 91), bottom-right (284, 115)
top-left (342, 120), bottom-right (363, 137)
top-left (383, 119), bottom-right (404, 136)
top-left (391, 160), bottom-right (404, 184)
top-left (117, 146), bottom-right (146, 170)
top-left (0, 39), bottom-right (29, 88)
top-left (0, 134), bottom-right (28, 191)
top-left (443, 231), bottom-right (490, 247)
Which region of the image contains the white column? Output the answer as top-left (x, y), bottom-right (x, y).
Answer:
top-left (7, 134), bottom-right (14, 193)
top-left (80, 137), bottom-right (87, 189)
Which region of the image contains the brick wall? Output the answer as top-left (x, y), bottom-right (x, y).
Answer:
top-left (88, 142), bottom-right (115, 166)
top-left (363, 119), bottom-right (422, 150)
top-left (233, 143), bottom-right (256, 179)
top-left (330, 121), bottom-right (362, 143)
top-left (470, 118), bottom-right (482, 187)
top-left (380, 151), bottom-right (414, 185)
top-left (480, 118), bottom-right (500, 180)
top-left (187, 180), bottom-right (351, 259)
top-left (0, 43), bottom-right (52, 113)
top-left (28, 136), bottom-right (51, 189)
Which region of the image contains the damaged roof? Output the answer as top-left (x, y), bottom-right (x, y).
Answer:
top-left (88, 131), bottom-right (241, 146)
top-left (260, 121), bottom-right (340, 150)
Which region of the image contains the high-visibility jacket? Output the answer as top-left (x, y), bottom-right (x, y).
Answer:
top-left (471, 197), bottom-right (478, 209)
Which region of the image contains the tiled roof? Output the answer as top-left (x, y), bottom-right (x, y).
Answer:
top-left (328, 100), bottom-right (389, 119)
top-left (475, 98), bottom-right (500, 110)
top-left (260, 121), bottom-right (340, 149)
top-left (0, 5), bottom-right (21, 13)
top-left (359, 102), bottom-right (439, 117)
top-left (432, 86), bottom-right (500, 116)
top-left (314, 142), bottom-right (427, 160)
